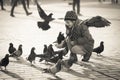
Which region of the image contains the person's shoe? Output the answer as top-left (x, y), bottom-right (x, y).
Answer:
top-left (27, 12), bottom-right (32, 16)
top-left (78, 13), bottom-right (82, 16)
top-left (10, 14), bottom-right (15, 17)
top-left (82, 59), bottom-right (89, 62)
top-left (2, 8), bottom-right (6, 10)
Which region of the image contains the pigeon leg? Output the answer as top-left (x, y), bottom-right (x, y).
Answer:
top-left (97, 53), bottom-right (99, 56)
top-left (42, 68), bottom-right (49, 73)
top-left (16, 57), bottom-right (20, 60)
top-left (5, 66), bottom-right (7, 70)
top-left (30, 62), bottom-right (33, 66)
top-left (0, 66), bottom-right (2, 70)
top-left (66, 68), bottom-right (72, 72)
top-left (33, 60), bottom-right (35, 64)
top-left (99, 54), bottom-right (102, 56)
top-left (39, 59), bottom-right (43, 62)
top-left (97, 53), bottom-right (100, 56)
top-left (45, 60), bottom-right (48, 65)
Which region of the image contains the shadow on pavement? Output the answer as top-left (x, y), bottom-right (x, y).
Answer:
top-left (0, 70), bottom-right (24, 80)
top-left (47, 75), bottom-right (64, 80)
top-left (64, 69), bottom-right (90, 78)
top-left (9, 57), bottom-right (43, 71)
top-left (75, 61), bottom-right (120, 80)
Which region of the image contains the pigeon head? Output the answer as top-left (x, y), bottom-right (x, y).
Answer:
top-left (31, 47), bottom-right (35, 51)
top-left (9, 43), bottom-right (13, 46)
top-left (48, 13), bottom-right (53, 17)
top-left (100, 41), bottom-right (104, 45)
top-left (18, 44), bottom-right (23, 53)
top-left (49, 44), bottom-right (53, 47)
top-left (44, 44), bottom-right (47, 48)
top-left (48, 13), bottom-right (53, 18)
top-left (58, 32), bottom-right (62, 37)
top-left (59, 32), bottom-right (62, 34)
top-left (18, 44), bottom-right (22, 50)
top-left (19, 44), bottom-right (22, 47)
top-left (5, 54), bottom-right (9, 58)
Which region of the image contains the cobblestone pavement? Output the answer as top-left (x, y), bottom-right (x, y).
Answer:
top-left (0, 0), bottom-right (120, 80)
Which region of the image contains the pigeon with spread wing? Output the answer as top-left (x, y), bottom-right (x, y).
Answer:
top-left (36, 1), bottom-right (54, 21)
top-left (36, 0), bottom-right (54, 30)
top-left (85, 16), bottom-right (111, 28)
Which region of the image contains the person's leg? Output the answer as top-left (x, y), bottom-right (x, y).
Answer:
top-left (98, 0), bottom-right (101, 2)
top-left (0, 0), bottom-right (5, 10)
top-left (82, 52), bottom-right (92, 62)
top-left (10, 0), bottom-right (18, 17)
top-left (70, 52), bottom-right (78, 63)
top-left (116, 0), bottom-right (118, 4)
top-left (26, 0), bottom-right (29, 9)
top-left (77, 0), bottom-right (80, 14)
top-left (21, 0), bottom-right (32, 15)
top-left (71, 45), bottom-right (92, 62)
top-left (71, 45), bottom-right (86, 62)
top-left (73, 0), bottom-right (76, 11)
top-left (0, 0), bottom-right (3, 9)
top-left (11, 0), bottom-right (17, 6)
top-left (71, 45), bottom-right (85, 56)
top-left (111, 0), bottom-right (115, 4)
top-left (21, 0), bottom-right (28, 14)
top-left (11, 0), bottom-right (13, 6)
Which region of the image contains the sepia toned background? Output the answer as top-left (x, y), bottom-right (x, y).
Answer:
top-left (0, 0), bottom-right (120, 80)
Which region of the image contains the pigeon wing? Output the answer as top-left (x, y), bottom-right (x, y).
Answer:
top-left (37, 2), bottom-right (47, 20)
top-left (37, 21), bottom-right (50, 30)
top-left (86, 16), bottom-right (111, 28)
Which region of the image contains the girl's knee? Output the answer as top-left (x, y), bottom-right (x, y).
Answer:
top-left (71, 45), bottom-right (85, 56)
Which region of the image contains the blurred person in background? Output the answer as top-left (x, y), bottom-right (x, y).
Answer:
top-left (98, 0), bottom-right (105, 2)
top-left (26, 0), bottom-right (30, 9)
top-left (0, 0), bottom-right (6, 10)
top-left (10, 0), bottom-right (32, 17)
top-left (73, 0), bottom-right (81, 15)
top-left (111, 0), bottom-right (118, 4)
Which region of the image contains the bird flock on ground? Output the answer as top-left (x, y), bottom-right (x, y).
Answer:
top-left (0, 33), bottom-right (105, 75)
top-left (0, 0), bottom-right (110, 76)
top-left (0, 31), bottom-right (71, 75)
